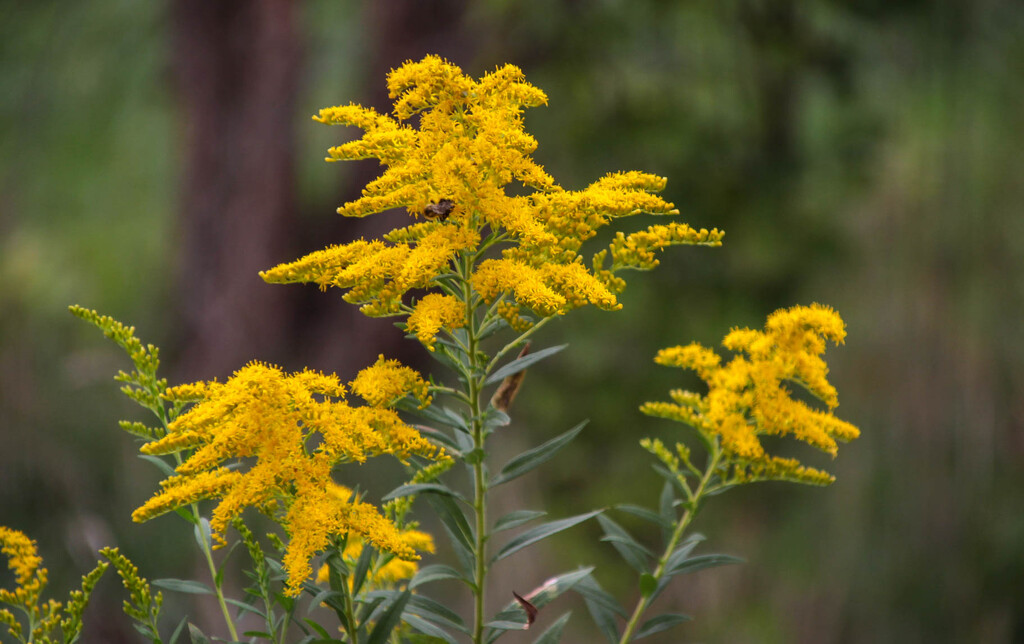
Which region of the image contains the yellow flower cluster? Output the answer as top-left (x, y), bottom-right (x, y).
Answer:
top-left (0, 527), bottom-right (48, 626)
top-left (406, 293), bottom-right (465, 350)
top-left (316, 484), bottom-right (435, 589)
top-left (131, 360), bottom-right (446, 595)
top-left (642, 304), bottom-right (860, 484)
top-left (260, 55), bottom-right (722, 345)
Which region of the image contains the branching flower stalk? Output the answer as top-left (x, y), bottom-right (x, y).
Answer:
top-left (255, 55), bottom-right (721, 643)
top-left (609, 304), bottom-right (860, 643)
top-left (617, 443), bottom-right (721, 644)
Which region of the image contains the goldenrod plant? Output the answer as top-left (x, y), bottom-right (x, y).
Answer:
top-left (1, 56), bottom-right (858, 643)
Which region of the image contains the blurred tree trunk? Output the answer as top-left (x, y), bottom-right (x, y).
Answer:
top-left (170, 0), bottom-right (300, 380)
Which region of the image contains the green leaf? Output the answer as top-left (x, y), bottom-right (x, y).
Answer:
top-left (138, 454), bottom-right (179, 480)
top-left (485, 620), bottom-right (529, 632)
top-left (483, 407), bottom-right (511, 430)
top-left (414, 425), bottom-right (462, 454)
top-left (573, 576), bottom-right (620, 643)
top-left (614, 504), bottom-right (670, 530)
top-left (596, 515), bottom-right (653, 573)
top-left (476, 316), bottom-right (510, 341)
top-left (453, 429), bottom-right (475, 454)
top-left (662, 533), bottom-right (706, 573)
top-left (153, 579), bottom-right (214, 595)
top-left (651, 465), bottom-right (687, 497)
top-left (665, 553), bottom-right (744, 578)
top-left (187, 623), bottom-right (210, 644)
top-left (169, 616), bottom-right (188, 644)
top-left (406, 594), bottom-right (469, 633)
top-left (410, 564), bottom-right (468, 589)
top-left (634, 613), bottom-right (692, 640)
top-left (305, 588), bottom-right (341, 615)
top-left (492, 510), bottom-right (601, 563)
top-left (492, 510), bottom-right (547, 534)
top-left (484, 344), bottom-right (568, 385)
top-left (301, 618), bottom-right (332, 639)
top-left (658, 482), bottom-right (676, 542)
top-left (424, 494), bottom-right (476, 577)
top-left (533, 611), bottom-right (572, 644)
top-left (490, 421), bottom-right (587, 487)
top-left (192, 518), bottom-right (213, 551)
top-left (570, 574), bottom-right (626, 618)
top-left (381, 483), bottom-right (466, 503)
top-left (638, 573), bottom-right (657, 599)
top-left (485, 568), bottom-right (594, 644)
top-left (224, 597), bottom-right (265, 619)
top-left (350, 541), bottom-right (376, 596)
top-left (417, 404), bottom-right (470, 433)
top-left (132, 623), bottom-right (157, 640)
top-left (366, 589), bottom-right (411, 644)
top-left (402, 614), bottom-right (458, 644)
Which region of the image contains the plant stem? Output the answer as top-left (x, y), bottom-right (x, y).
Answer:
top-left (173, 452), bottom-right (238, 642)
top-left (194, 512), bottom-right (241, 643)
top-left (617, 448), bottom-right (721, 644)
top-left (461, 257), bottom-right (489, 644)
top-left (160, 409), bottom-right (238, 641)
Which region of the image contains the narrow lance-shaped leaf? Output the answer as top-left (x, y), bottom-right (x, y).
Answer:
top-left (350, 542), bottom-right (376, 596)
top-left (400, 613), bottom-right (459, 644)
top-left (187, 624), bottom-right (210, 644)
top-left (485, 344), bottom-right (567, 385)
top-left (366, 589), bottom-right (412, 644)
top-left (492, 510), bottom-right (547, 534)
top-left (492, 509), bottom-right (602, 563)
top-left (532, 611), bottom-right (572, 644)
top-left (634, 613), bottom-right (692, 640)
top-left (614, 504), bottom-right (670, 530)
top-left (490, 421), bottom-right (587, 487)
top-left (485, 568), bottom-right (594, 643)
top-left (596, 514), bottom-right (653, 573)
top-left (573, 575), bottom-right (620, 644)
top-left (405, 594), bottom-right (470, 634)
top-left (665, 553), bottom-right (744, 578)
top-left (424, 494), bottom-right (476, 579)
top-left (153, 579), bottom-right (214, 596)
top-left (410, 564), bottom-right (467, 589)
top-left (658, 481), bottom-right (676, 542)
top-left (381, 483), bottom-right (466, 503)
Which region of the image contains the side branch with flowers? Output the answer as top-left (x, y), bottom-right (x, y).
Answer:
top-left (0, 55), bottom-right (858, 644)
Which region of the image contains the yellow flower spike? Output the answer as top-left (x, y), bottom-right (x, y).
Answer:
top-left (351, 355), bottom-right (431, 408)
top-left (262, 55), bottom-right (720, 332)
top-left (131, 359), bottom-right (444, 596)
top-left (0, 527), bottom-right (47, 609)
top-left (408, 293), bottom-right (466, 350)
top-left (644, 304), bottom-right (860, 484)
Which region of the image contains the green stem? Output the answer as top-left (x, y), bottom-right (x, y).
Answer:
top-left (157, 405), bottom-right (238, 642)
top-left (194, 513), bottom-right (240, 643)
top-left (342, 582), bottom-right (360, 644)
top-left (617, 447), bottom-right (722, 644)
top-left (461, 256), bottom-right (489, 644)
top-left (168, 453), bottom-right (239, 642)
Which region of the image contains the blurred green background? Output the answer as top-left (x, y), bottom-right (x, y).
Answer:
top-left (2, 0), bottom-right (1022, 642)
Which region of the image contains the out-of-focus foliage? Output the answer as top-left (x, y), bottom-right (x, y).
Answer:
top-left (2, 0), bottom-right (1023, 641)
